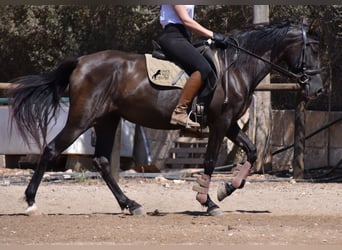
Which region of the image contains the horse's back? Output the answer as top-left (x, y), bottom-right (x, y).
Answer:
top-left (77, 50), bottom-right (144, 68)
top-left (71, 50), bottom-right (146, 87)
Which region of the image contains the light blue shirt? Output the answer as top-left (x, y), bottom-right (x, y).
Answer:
top-left (160, 5), bottom-right (195, 28)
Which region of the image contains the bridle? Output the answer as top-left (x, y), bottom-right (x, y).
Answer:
top-left (221, 24), bottom-right (321, 90)
top-left (289, 25), bottom-right (321, 86)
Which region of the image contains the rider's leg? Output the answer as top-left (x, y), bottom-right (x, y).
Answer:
top-left (170, 71), bottom-right (203, 128)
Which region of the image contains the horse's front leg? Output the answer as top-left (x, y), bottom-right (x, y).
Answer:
top-left (217, 122), bottom-right (257, 202)
top-left (192, 122), bottom-right (228, 216)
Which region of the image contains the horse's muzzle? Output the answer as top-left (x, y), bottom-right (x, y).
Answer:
top-left (304, 84), bottom-right (324, 100)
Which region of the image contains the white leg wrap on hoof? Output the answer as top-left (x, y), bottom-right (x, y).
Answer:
top-left (217, 161), bottom-right (252, 202)
top-left (196, 193), bottom-right (208, 204)
top-left (193, 174), bottom-right (210, 204)
top-left (232, 161), bottom-right (251, 188)
top-left (192, 184), bottom-right (209, 194)
top-left (196, 174), bottom-right (210, 187)
top-left (25, 204), bottom-right (40, 216)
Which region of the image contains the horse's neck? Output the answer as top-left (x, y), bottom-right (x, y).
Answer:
top-left (253, 57), bottom-right (273, 89)
top-left (237, 52), bottom-right (274, 93)
top-left (236, 27), bottom-right (288, 91)
top-left (237, 43), bottom-right (283, 93)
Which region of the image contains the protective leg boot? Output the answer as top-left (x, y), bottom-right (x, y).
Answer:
top-left (170, 71), bottom-right (203, 128)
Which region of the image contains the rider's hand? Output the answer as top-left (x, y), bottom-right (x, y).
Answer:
top-left (212, 33), bottom-right (228, 49)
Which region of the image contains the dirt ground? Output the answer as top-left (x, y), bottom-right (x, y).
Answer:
top-left (0, 170), bottom-right (341, 247)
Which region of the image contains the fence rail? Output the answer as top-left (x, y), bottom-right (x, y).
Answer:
top-left (1, 82), bottom-right (302, 91)
top-left (256, 83), bottom-right (301, 91)
top-left (0, 82), bottom-right (17, 90)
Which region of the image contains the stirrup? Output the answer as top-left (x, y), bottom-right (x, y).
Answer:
top-left (186, 110), bottom-right (200, 128)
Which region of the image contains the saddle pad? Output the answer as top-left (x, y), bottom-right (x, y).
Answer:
top-left (145, 54), bottom-right (188, 88)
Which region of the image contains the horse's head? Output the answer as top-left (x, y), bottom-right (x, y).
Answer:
top-left (283, 23), bottom-right (323, 99)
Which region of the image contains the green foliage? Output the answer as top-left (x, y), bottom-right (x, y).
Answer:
top-left (0, 5), bottom-right (160, 80)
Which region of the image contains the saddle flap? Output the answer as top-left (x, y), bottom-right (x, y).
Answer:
top-left (145, 54), bottom-right (188, 88)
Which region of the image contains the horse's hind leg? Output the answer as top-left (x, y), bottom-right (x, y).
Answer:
top-left (24, 123), bottom-right (91, 214)
top-left (217, 122), bottom-right (257, 202)
top-left (92, 115), bottom-right (143, 215)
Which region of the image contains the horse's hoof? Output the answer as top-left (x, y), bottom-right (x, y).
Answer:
top-left (208, 207), bottom-right (224, 217)
top-left (130, 206), bottom-right (145, 216)
top-left (25, 204), bottom-right (40, 216)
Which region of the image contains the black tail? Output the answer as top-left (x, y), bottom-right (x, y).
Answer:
top-left (9, 57), bottom-right (78, 149)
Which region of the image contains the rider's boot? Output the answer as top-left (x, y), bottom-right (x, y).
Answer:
top-left (170, 71), bottom-right (203, 128)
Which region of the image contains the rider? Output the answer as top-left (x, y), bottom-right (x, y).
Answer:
top-left (157, 5), bottom-right (228, 129)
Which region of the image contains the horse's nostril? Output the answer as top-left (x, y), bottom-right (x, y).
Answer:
top-left (316, 88), bottom-right (324, 96)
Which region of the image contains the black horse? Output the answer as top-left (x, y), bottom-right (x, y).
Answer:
top-left (9, 20), bottom-right (323, 216)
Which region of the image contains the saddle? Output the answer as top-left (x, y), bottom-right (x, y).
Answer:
top-left (145, 40), bottom-right (223, 127)
top-left (145, 40), bottom-right (220, 97)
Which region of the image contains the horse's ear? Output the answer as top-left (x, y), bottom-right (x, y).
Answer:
top-left (308, 19), bottom-right (320, 35)
top-left (301, 18), bottom-right (321, 38)
top-left (301, 17), bottom-right (319, 36)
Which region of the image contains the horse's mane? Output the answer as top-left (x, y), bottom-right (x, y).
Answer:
top-left (230, 20), bottom-right (293, 65)
top-left (234, 20), bottom-right (292, 51)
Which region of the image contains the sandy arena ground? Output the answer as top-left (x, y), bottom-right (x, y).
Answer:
top-left (0, 172), bottom-right (341, 247)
